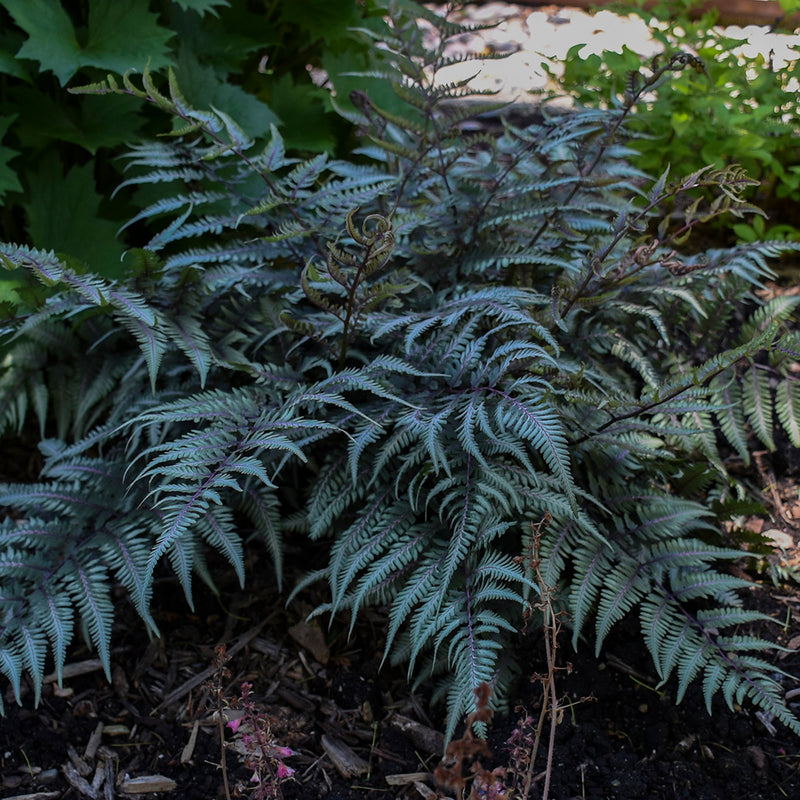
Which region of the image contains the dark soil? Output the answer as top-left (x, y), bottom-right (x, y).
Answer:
top-left (2, 472), bottom-right (800, 800)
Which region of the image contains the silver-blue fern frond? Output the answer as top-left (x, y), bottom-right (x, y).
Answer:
top-left (1, 0), bottom-right (799, 739)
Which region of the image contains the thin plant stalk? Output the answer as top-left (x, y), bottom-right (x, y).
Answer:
top-left (521, 516), bottom-right (562, 800)
top-left (209, 645), bottom-right (233, 800)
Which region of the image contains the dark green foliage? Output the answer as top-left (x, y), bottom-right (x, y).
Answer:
top-left (0, 0), bottom-right (391, 285)
top-left (1, 1), bottom-right (799, 739)
top-left (552, 1), bottom-right (800, 247)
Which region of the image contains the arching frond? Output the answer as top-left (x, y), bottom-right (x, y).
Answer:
top-left (1, 0), bottom-right (798, 740)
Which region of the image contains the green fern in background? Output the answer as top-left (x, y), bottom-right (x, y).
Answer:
top-left (0, 1), bottom-right (799, 738)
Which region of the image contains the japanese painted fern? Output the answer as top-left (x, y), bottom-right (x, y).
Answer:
top-left (1, 2), bottom-right (799, 738)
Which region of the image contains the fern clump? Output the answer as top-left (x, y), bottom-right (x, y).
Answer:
top-left (0, 1), bottom-right (799, 738)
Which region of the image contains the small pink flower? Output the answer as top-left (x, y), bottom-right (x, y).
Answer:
top-left (226, 717), bottom-right (242, 733)
top-left (273, 745), bottom-right (294, 758)
top-left (276, 763), bottom-right (295, 779)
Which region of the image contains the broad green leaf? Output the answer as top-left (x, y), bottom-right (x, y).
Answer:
top-left (3, 0), bottom-right (173, 85)
top-left (0, 30), bottom-right (33, 81)
top-left (269, 74), bottom-right (337, 153)
top-left (0, 277), bottom-right (22, 305)
top-left (172, 49), bottom-right (280, 138)
top-left (0, 114), bottom-right (22, 199)
top-left (0, 0), bottom-right (76, 84)
top-left (167, 5), bottom-right (263, 75)
top-left (24, 155), bottom-right (124, 277)
top-left (0, 142), bottom-right (20, 199)
top-left (10, 87), bottom-right (143, 154)
top-left (278, 0), bottom-right (361, 42)
top-left (320, 44), bottom-right (405, 117)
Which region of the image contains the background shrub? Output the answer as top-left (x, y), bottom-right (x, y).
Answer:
top-left (551, 0), bottom-right (800, 251)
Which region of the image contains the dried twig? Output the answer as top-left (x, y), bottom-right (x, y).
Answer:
top-left (507, 515), bottom-right (570, 800)
top-left (208, 644), bottom-right (234, 800)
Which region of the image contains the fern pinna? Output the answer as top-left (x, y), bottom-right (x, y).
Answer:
top-left (0, 1), bottom-right (799, 737)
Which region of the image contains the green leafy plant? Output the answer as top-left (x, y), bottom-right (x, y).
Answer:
top-left (551, 1), bottom-right (800, 248)
top-left (1, 1), bottom-right (799, 742)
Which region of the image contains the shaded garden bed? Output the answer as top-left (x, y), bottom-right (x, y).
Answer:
top-left (2, 467), bottom-right (799, 800)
